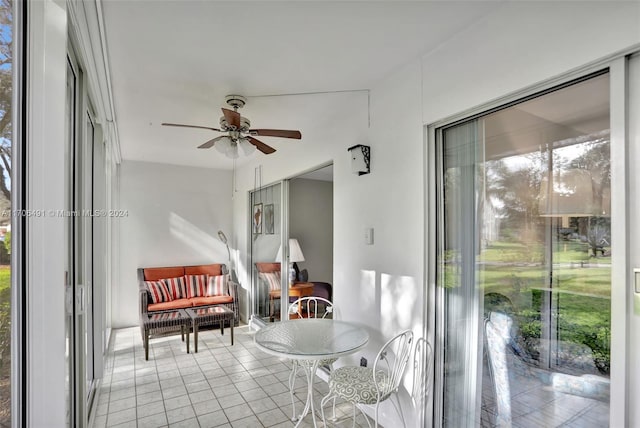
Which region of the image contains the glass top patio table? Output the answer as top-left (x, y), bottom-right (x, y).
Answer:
top-left (254, 319), bottom-right (369, 360)
top-left (255, 319), bottom-right (369, 427)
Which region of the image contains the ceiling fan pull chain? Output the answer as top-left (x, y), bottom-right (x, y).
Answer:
top-left (232, 158), bottom-right (237, 198)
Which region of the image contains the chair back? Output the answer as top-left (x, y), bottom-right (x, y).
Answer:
top-left (255, 262), bottom-right (280, 273)
top-left (373, 330), bottom-right (414, 400)
top-left (288, 296), bottom-right (334, 319)
top-left (411, 337), bottom-right (433, 409)
top-left (256, 263), bottom-right (282, 292)
top-left (484, 312), bottom-right (513, 427)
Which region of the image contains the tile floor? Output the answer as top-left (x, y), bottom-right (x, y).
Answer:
top-left (90, 323), bottom-right (608, 428)
top-left (478, 356), bottom-right (609, 428)
top-left (91, 325), bottom-right (373, 428)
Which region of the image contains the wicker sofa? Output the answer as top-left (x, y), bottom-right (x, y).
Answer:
top-left (138, 263), bottom-right (239, 342)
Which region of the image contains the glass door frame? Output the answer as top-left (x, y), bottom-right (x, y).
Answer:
top-left (249, 180), bottom-right (290, 326)
top-left (425, 52), bottom-right (635, 428)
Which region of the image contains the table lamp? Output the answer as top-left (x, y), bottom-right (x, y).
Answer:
top-left (276, 238), bottom-right (305, 285)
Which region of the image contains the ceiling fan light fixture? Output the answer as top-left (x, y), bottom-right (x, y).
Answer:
top-left (215, 136), bottom-right (232, 154)
top-left (226, 143), bottom-right (239, 159)
top-left (239, 139), bottom-right (257, 156)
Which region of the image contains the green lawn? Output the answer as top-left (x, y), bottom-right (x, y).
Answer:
top-left (0, 266), bottom-right (10, 424)
top-left (448, 240), bottom-right (612, 374)
top-left (0, 266), bottom-right (9, 292)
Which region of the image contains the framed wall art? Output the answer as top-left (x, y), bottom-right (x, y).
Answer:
top-left (253, 203), bottom-right (263, 234)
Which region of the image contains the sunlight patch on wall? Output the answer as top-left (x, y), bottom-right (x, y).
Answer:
top-left (169, 212), bottom-right (222, 259)
top-left (381, 273), bottom-right (417, 337)
top-left (229, 248), bottom-right (241, 281)
top-left (360, 269), bottom-right (377, 310)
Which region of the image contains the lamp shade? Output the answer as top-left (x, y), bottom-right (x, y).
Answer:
top-left (275, 238), bottom-right (305, 263)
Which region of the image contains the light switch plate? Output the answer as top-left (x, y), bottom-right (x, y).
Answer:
top-left (364, 227), bottom-right (374, 245)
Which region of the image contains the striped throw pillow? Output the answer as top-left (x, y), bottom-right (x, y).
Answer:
top-left (185, 274), bottom-right (207, 298)
top-left (145, 280), bottom-right (172, 304)
top-left (162, 276), bottom-right (187, 300)
top-left (150, 311), bottom-right (180, 321)
top-left (259, 272), bottom-right (281, 292)
top-left (206, 274), bottom-right (228, 296)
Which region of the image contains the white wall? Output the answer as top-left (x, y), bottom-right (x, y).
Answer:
top-left (289, 178), bottom-right (333, 284)
top-left (421, 1), bottom-right (640, 124)
top-left (229, 2), bottom-right (640, 426)
top-left (115, 160), bottom-right (233, 327)
top-left (232, 63), bottom-right (423, 427)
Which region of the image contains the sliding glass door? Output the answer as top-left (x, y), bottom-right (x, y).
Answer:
top-left (435, 72), bottom-right (612, 427)
top-left (250, 182), bottom-right (287, 323)
top-left (67, 46), bottom-right (103, 428)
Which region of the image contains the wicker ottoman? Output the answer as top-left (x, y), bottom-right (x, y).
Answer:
top-left (185, 305), bottom-right (235, 352)
top-left (142, 309), bottom-right (190, 360)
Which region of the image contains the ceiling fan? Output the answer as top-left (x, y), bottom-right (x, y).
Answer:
top-left (162, 95), bottom-right (302, 158)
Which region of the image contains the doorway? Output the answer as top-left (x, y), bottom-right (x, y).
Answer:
top-left (289, 165), bottom-right (334, 297)
top-left (249, 164), bottom-right (334, 324)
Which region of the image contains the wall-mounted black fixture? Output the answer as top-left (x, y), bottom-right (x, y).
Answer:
top-left (348, 144), bottom-right (370, 175)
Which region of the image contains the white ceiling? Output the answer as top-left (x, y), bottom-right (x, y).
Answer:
top-left (101, 1), bottom-right (500, 169)
top-left (484, 73), bottom-right (610, 160)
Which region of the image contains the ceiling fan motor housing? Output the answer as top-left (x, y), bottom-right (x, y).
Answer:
top-left (220, 116), bottom-right (250, 132)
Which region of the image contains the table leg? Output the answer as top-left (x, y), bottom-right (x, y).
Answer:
top-left (221, 320), bottom-right (224, 336)
top-left (193, 322), bottom-right (198, 353)
top-left (144, 330), bottom-right (149, 360)
top-left (230, 321), bottom-right (234, 346)
top-left (294, 360), bottom-right (320, 428)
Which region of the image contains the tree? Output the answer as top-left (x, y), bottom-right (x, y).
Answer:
top-left (485, 152), bottom-right (548, 240)
top-left (0, 0), bottom-right (11, 203)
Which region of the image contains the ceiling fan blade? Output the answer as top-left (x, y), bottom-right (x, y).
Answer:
top-left (162, 122), bottom-right (221, 132)
top-left (221, 108), bottom-right (241, 129)
top-left (197, 135), bottom-right (226, 149)
top-left (250, 129), bottom-right (302, 139)
top-left (247, 136), bottom-right (276, 154)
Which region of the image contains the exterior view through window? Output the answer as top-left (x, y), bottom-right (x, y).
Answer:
top-left (0, 0), bottom-right (10, 425)
top-left (438, 73), bottom-right (610, 427)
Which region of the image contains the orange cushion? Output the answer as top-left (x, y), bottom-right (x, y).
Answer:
top-left (190, 296), bottom-right (233, 306)
top-left (256, 262), bottom-right (280, 273)
top-left (144, 267), bottom-right (185, 281)
top-left (148, 298), bottom-right (192, 311)
top-left (185, 264), bottom-right (223, 276)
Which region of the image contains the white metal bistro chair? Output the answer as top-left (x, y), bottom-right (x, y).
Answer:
top-left (321, 329), bottom-right (414, 428)
top-left (411, 337), bottom-right (433, 412)
top-left (287, 296), bottom-right (336, 421)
